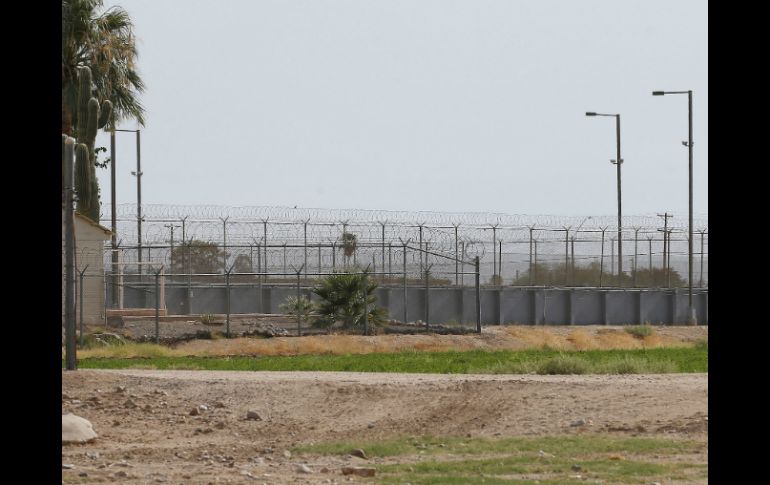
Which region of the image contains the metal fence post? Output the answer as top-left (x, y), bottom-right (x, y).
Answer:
top-left (564, 228), bottom-right (570, 286)
top-left (225, 268), bottom-right (231, 338)
top-left (610, 237), bottom-right (615, 280)
top-left (78, 265), bottom-right (88, 348)
top-left (499, 240), bottom-right (503, 284)
top-left (648, 237), bottom-right (653, 286)
top-left (221, 217), bottom-right (229, 273)
top-left (454, 224), bottom-right (459, 285)
top-left (424, 268), bottom-right (430, 329)
top-left (381, 222), bottom-right (386, 283)
top-left (296, 267), bottom-right (302, 336)
top-left (475, 256), bottom-right (481, 333)
top-left (528, 226), bottom-right (534, 285)
top-left (492, 225), bottom-right (497, 278)
top-left (262, 219), bottom-right (268, 274)
top-left (362, 270), bottom-right (368, 336)
top-left (666, 229), bottom-right (674, 288)
top-left (633, 228), bottom-right (639, 287)
top-left (186, 238), bottom-right (192, 314)
top-left (304, 221), bottom-right (308, 282)
top-left (402, 242), bottom-right (408, 323)
top-left (103, 263), bottom-right (108, 327)
top-left (699, 230), bottom-right (706, 287)
top-left (599, 228), bottom-right (606, 287)
top-left (154, 268), bottom-right (161, 343)
top-left (570, 237), bottom-right (575, 285)
top-left (257, 244), bottom-right (263, 312)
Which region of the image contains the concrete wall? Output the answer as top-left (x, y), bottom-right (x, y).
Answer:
top-left (114, 282), bottom-right (708, 326)
top-left (62, 211), bottom-right (110, 325)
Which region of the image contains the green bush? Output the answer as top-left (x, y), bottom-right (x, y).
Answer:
top-left (311, 271), bottom-right (387, 333)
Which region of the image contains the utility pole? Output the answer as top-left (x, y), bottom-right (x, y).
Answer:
top-left (110, 128), bottom-right (118, 307)
top-left (130, 130), bottom-right (142, 275)
top-left (64, 136), bottom-right (77, 370)
top-left (666, 229), bottom-right (674, 288)
top-left (699, 230), bottom-right (706, 287)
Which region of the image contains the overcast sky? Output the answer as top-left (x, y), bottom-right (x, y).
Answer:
top-left (95, 0), bottom-right (707, 218)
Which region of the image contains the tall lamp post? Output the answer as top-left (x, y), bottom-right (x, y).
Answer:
top-left (113, 129), bottom-right (143, 275)
top-left (652, 90), bottom-right (696, 325)
top-left (586, 112), bottom-right (623, 286)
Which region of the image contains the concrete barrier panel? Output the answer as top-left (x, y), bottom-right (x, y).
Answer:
top-left (606, 291), bottom-right (637, 324)
top-left (500, 289), bottom-right (530, 323)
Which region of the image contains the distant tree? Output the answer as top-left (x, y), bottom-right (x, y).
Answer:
top-left (342, 232), bottom-right (357, 257)
top-left (233, 254), bottom-right (252, 274)
top-left (170, 240), bottom-right (227, 274)
top-left (510, 261), bottom-right (686, 288)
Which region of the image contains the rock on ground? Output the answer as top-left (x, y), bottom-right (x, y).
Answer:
top-left (62, 413), bottom-right (98, 443)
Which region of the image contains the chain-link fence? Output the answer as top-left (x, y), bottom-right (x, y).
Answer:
top-left (102, 204), bottom-right (708, 289)
top-left (82, 205), bottom-right (709, 340)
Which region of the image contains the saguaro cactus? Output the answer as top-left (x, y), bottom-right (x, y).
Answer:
top-left (75, 143), bottom-right (92, 213)
top-left (73, 66), bottom-right (112, 221)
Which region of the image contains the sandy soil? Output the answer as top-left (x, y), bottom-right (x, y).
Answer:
top-left (62, 369), bottom-right (707, 484)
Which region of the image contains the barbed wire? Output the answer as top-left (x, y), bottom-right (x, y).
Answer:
top-left (105, 204), bottom-right (707, 229)
top-left (98, 204), bottom-right (707, 282)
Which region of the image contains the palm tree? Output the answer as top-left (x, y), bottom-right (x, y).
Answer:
top-left (311, 271), bottom-right (387, 333)
top-left (62, 0), bottom-right (145, 135)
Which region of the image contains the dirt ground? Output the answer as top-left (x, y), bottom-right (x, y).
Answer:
top-left (62, 368), bottom-right (707, 484)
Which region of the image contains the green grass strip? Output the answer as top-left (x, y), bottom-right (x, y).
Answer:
top-left (295, 435), bottom-right (707, 485)
top-left (294, 434), bottom-right (703, 457)
top-left (73, 346), bottom-right (707, 374)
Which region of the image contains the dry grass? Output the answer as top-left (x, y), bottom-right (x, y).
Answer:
top-left (171, 327), bottom-right (695, 357)
top-left (78, 343), bottom-right (186, 359)
top-left (76, 325), bottom-right (704, 358)
top-left (566, 329), bottom-right (597, 350)
top-left (502, 327), bottom-right (571, 350)
top-left (176, 334), bottom-right (478, 357)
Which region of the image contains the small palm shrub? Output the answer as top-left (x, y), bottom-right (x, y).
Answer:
top-left (311, 271), bottom-right (388, 334)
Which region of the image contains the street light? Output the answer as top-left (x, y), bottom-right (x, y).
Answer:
top-left (114, 128), bottom-right (142, 275)
top-left (586, 112), bottom-right (623, 286)
top-left (652, 90), bottom-right (696, 325)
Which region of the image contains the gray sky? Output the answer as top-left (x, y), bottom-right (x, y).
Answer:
top-left (96, 0), bottom-right (707, 218)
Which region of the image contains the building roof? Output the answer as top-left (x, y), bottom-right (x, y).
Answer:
top-left (62, 207), bottom-right (112, 235)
